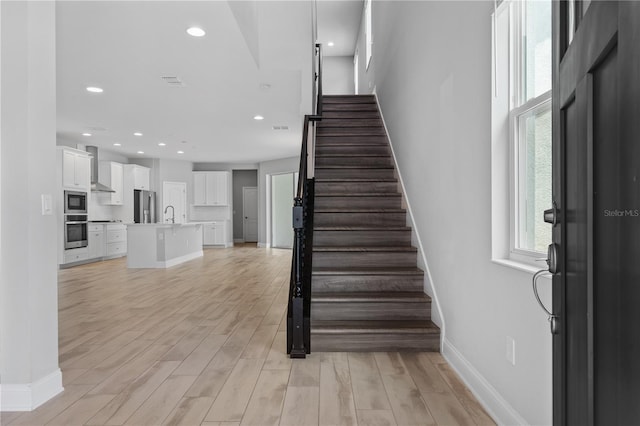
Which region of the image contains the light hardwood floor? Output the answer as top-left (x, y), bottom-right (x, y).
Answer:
top-left (2, 245), bottom-right (495, 426)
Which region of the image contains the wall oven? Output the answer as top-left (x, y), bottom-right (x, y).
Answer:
top-left (64, 190), bottom-right (87, 214)
top-left (64, 214), bottom-right (88, 249)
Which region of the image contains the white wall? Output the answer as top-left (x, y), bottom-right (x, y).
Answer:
top-left (323, 56), bottom-right (355, 95)
top-left (355, 2), bottom-right (552, 424)
top-left (257, 156), bottom-right (299, 247)
top-left (0, 1), bottom-right (63, 410)
top-left (271, 173), bottom-right (295, 248)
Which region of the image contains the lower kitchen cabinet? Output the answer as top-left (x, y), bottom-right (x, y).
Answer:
top-left (203, 221), bottom-right (226, 246)
top-left (88, 224), bottom-right (105, 259)
top-left (106, 224), bottom-right (127, 257)
top-left (64, 247), bottom-right (89, 264)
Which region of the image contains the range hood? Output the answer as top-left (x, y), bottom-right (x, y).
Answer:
top-left (86, 145), bottom-right (115, 193)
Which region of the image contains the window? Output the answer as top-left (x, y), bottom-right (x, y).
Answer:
top-left (365, 0), bottom-right (372, 69)
top-left (492, 0), bottom-right (552, 265)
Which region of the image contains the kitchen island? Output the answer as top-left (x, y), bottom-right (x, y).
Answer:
top-left (126, 222), bottom-right (207, 268)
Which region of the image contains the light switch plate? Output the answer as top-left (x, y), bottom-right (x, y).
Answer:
top-left (506, 336), bottom-right (516, 365)
top-left (41, 194), bottom-right (53, 215)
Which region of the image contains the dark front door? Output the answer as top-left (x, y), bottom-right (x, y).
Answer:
top-left (553, 1), bottom-right (640, 424)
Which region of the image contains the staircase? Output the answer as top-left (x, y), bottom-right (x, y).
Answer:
top-left (310, 94), bottom-right (440, 352)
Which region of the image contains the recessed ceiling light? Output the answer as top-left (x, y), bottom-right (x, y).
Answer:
top-left (253, 115), bottom-right (264, 120)
top-left (328, 41), bottom-right (335, 47)
top-left (86, 86), bottom-right (103, 93)
top-left (82, 132), bottom-right (92, 137)
top-left (177, 150), bottom-right (184, 154)
top-left (133, 132), bottom-right (143, 136)
top-left (186, 27), bottom-right (206, 37)
top-left (137, 151), bottom-right (144, 154)
top-left (158, 142), bottom-right (166, 146)
top-left (113, 143), bottom-right (121, 146)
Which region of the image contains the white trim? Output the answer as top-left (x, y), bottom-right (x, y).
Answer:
top-left (224, 242), bottom-right (234, 248)
top-left (0, 369), bottom-right (63, 411)
top-left (373, 93), bottom-right (445, 338)
top-left (257, 242), bottom-right (270, 248)
top-left (492, 258), bottom-right (551, 275)
top-left (442, 339), bottom-right (528, 426)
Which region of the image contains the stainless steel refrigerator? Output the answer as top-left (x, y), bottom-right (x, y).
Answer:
top-left (134, 190), bottom-right (156, 223)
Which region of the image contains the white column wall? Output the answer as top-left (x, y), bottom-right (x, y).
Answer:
top-left (0, 1), bottom-right (62, 411)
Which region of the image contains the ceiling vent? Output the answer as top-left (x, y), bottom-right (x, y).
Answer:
top-left (161, 76), bottom-right (185, 87)
top-left (272, 125), bottom-right (289, 131)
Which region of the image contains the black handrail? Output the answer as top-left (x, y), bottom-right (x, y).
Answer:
top-left (287, 43), bottom-right (323, 358)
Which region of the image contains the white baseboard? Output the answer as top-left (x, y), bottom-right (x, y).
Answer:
top-left (442, 338), bottom-right (527, 425)
top-left (0, 369), bottom-right (63, 411)
top-left (257, 242), bottom-right (270, 248)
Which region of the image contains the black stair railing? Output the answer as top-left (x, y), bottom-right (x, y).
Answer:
top-left (287, 43), bottom-right (323, 358)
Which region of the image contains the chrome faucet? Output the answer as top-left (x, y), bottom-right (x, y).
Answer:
top-left (164, 205), bottom-right (175, 223)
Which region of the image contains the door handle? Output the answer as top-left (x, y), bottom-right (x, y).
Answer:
top-left (533, 242), bottom-right (560, 334)
top-left (543, 200), bottom-right (559, 226)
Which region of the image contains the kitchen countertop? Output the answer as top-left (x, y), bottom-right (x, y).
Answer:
top-left (126, 222), bottom-right (212, 228)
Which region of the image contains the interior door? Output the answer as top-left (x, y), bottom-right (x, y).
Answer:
top-left (553, 1), bottom-right (640, 423)
top-left (242, 187), bottom-right (258, 242)
top-left (162, 181), bottom-right (186, 224)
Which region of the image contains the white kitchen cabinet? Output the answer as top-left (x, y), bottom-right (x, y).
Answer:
top-left (193, 171), bottom-right (228, 206)
top-left (99, 161), bottom-right (124, 205)
top-left (106, 224), bottom-right (127, 257)
top-left (88, 224), bottom-right (105, 259)
top-left (203, 221), bottom-right (226, 245)
top-left (61, 148), bottom-right (90, 190)
top-left (129, 164), bottom-right (149, 191)
top-left (64, 247), bottom-right (89, 264)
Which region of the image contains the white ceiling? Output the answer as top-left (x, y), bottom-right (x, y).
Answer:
top-left (318, 0), bottom-right (364, 57)
top-left (56, 0), bottom-right (363, 164)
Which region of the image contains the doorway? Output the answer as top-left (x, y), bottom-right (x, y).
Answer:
top-left (232, 169), bottom-right (258, 243)
top-left (271, 173), bottom-right (295, 249)
top-left (242, 187), bottom-right (258, 243)
top-left (553, 1), bottom-right (640, 423)
top-left (162, 181), bottom-right (186, 224)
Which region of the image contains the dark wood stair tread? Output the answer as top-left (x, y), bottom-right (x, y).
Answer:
top-left (315, 208), bottom-right (405, 213)
top-left (314, 226), bottom-right (410, 231)
top-left (315, 154), bottom-right (391, 157)
top-left (323, 95), bottom-right (376, 102)
top-left (311, 320), bottom-right (439, 334)
top-left (312, 267), bottom-right (423, 275)
top-left (315, 193), bottom-right (401, 197)
top-left (315, 178), bottom-right (397, 182)
top-left (315, 165), bottom-right (394, 169)
top-left (312, 292), bottom-right (431, 303)
top-left (313, 246), bottom-right (417, 252)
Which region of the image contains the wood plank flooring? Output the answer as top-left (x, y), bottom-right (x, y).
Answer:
top-left (1, 245), bottom-right (494, 426)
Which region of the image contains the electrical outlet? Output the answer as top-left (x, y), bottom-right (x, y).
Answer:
top-left (506, 336), bottom-right (516, 365)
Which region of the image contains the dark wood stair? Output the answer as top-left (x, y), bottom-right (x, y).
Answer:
top-left (310, 94), bottom-right (440, 352)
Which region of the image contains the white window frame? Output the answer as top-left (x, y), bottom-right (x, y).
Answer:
top-left (365, 0), bottom-right (372, 70)
top-left (492, 0), bottom-right (552, 269)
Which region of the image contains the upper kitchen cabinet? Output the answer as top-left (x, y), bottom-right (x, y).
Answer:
top-left (124, 164), bottom-right (150, 190)
top-left (193, 171), bottom-right (228, 206)
top-left (99, 161), bottom-right (123, 205)
top-left (59, 147), bottom-right (90, 190)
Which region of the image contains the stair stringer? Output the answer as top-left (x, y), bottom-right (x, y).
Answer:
top-left (373, 92), bottom-right (445, 344)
